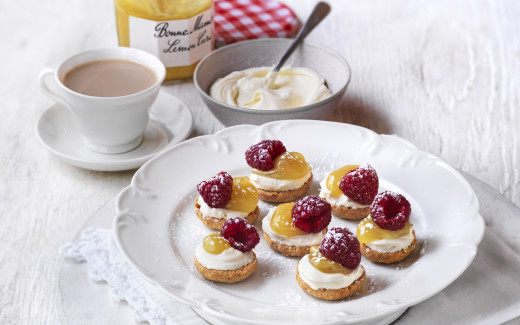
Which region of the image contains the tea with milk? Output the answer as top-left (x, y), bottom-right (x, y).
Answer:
top-left (63, 59), bottom-right (157, 97)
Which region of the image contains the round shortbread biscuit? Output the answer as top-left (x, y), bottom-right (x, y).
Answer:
top-left (360, 230), bottom-right (417, 264)
top-left (194, 200), bottom-right (259, 230)
top-left (262, 229), bottom-right (321, 257)
top-left (330, 203), bottom-right (370, 220)
top-left (256, 173), bottom-right (313, 203)
top-left (296, 263), bottom-right (366, 300)
top-left (194, 252), bottom-right (258, 283)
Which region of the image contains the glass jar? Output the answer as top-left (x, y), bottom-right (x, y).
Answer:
top-left (114, 0), bottom-right (214, 81)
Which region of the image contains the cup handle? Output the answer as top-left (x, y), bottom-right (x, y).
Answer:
top-left (38, 68), bottom-right (72, 112)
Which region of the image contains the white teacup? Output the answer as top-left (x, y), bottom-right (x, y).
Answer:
top-left (39, 47), bottom-right (166, 154)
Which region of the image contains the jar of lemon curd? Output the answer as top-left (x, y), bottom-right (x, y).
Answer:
top-left (114, 0), bottom-right (214, 81)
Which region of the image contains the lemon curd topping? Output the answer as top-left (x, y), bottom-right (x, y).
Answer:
top-left (325, 164), bottom-right (359, 197)
top-left (356, 217), bottom-right (412, 243)
top-left (202, 233), bottom-right (231, 254)
top-left (270, 202), bottom-right (307, 236)
top-left (251, 152), bottom-right (310, 180)
top-left (308, 246), bottom-right (353, 274)
top-left (224, 177), bottom-right (258, 213)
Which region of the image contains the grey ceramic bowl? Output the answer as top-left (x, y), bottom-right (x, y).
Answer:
top-left (194, 38), bottom-right (351, 126)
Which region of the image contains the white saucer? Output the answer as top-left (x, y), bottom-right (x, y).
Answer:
top-left (36, 91), bottom-right (193, 171)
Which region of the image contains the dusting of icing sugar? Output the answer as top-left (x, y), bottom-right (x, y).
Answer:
top-left (161, 159), bottom-right (425, 309)
top-left (277, 286), bottom-right (315, 307)
top-left (255, 245), bottom-right (294, 283)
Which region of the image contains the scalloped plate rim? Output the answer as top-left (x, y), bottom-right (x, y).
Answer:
top-left (114, 120), bottom-right (485, 325)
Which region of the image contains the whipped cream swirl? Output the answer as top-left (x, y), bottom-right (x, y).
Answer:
top-left (298, 254), bottom-right (364, 290)
top-left (363, 217), bottom-right (415, 253)
top-left (210, 66), bottom-right (331, 110)
top-left (250, 167), bottom-right (311, 191)
top-left (197, 197), bottom-right (248, 219)
top-left (195, 243), bottom-right (253, 270)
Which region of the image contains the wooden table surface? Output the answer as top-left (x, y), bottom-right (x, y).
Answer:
top-left (1, 0), bottom-right (519, 323)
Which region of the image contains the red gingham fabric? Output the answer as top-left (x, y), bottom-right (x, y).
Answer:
top-left (214, 0), bottom-right (300, 46)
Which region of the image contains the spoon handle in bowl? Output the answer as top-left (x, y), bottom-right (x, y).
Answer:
top-left (273, 2), bottom-right (331, 73)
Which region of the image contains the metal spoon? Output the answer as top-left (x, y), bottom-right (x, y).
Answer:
top-left (269, 2), bottom-right (331, 89)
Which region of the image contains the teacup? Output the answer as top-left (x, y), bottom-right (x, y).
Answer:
top-left (39, 47), bottom-right (166, 154)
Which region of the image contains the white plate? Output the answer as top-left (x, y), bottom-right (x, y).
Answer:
top-left (35, 90), bottom-right (193, 171)
top-left (114, 120), bottom-right (485, 325)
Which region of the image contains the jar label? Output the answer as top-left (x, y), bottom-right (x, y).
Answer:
top-left (129, 7), bottom-right (213, 68)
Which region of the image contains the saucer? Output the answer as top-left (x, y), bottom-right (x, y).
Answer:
top-left (36, 91), bottom-right (193, 171)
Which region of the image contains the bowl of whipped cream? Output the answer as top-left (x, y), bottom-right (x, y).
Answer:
top-left (194, 38), bottom-right (351, 126)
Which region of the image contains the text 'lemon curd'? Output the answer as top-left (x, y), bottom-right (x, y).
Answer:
top-left (114, 0), bottom-right (214, 81)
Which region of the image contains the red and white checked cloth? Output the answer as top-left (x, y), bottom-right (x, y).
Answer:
top-left (214, 0), bottom-right (300, 46)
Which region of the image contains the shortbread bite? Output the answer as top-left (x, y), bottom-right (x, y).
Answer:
top-left (261, 200), bottom-right (330, 257)
top-left (256, 173), bottom-right (313, 203)
top-left (360, 230), bottom-right (417, 264)
top-left (194, 253), bottom-right (258, 283)
top-left (194, 200), bottom-right (259, 230)
top-left (296, 262), bottom-right (366, 300)
top-left (320, 164), bottom-right (378, 220)
top-left (330, 204), bottom-right (370, 220)
top-left (262, 230), bottom-right (321, 257)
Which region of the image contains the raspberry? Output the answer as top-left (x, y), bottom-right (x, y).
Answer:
top-left (197, 172), bottom-right (233, 208)
top-left (370, 191), bottom-right (411, 230)
top-left (220, 218), bottom-right (260, 253)
top-left (292, 196), bottom-right (332, 233)
top-left (245, 140), bottom-right (286, 171)
top-left (319, 227), bottom-right (361, 269)
top-left (339, 163), bottom-right (379, 205)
